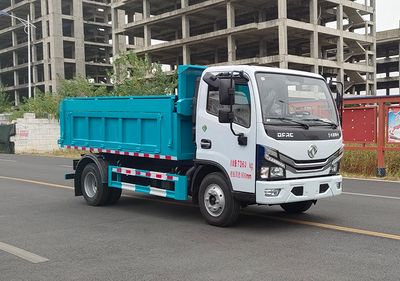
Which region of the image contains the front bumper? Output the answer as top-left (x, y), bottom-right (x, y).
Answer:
top-left (255, 175), bottom-right (342, 205)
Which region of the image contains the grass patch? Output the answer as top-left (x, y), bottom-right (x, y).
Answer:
top-left (20, 149), bottom-right (82, 159)
top-left (341, 150), bottom-right (400, 180)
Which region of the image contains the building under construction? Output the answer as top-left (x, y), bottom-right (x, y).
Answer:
top-left (376, 28), bottom-right (400, 95)
top-left (112, 0), bottom-right (376, 95)
top-left (0, 0), bottom-right (113, 104)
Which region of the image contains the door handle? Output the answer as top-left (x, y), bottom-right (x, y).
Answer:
top-left (200, 139), bottom-right (212, 149)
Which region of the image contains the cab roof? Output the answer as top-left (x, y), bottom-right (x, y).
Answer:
top-left (205, 65), bottom-right (324, 80)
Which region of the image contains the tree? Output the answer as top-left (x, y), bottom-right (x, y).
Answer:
top-left (9, 90), bottom-right (60, 120)
top-left (112, 52), bottom-right (177, 96)
top-left (0, 85), bottom-right (12, 113)
top-left (57, 76), bottom-right (109, 98)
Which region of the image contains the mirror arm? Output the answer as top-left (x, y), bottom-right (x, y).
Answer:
top-left (228, 105), bottom-right (248, 146)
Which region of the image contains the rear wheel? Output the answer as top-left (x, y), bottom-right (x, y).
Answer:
top-left (81, 163), bottom-right (109, 206)
top-left (280, 200), bottom-right (313, 214)
top-left (198, 172), bottom-right (240, 227)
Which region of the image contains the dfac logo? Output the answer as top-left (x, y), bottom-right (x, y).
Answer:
top-left (307, 145), bottom-right (318, 158)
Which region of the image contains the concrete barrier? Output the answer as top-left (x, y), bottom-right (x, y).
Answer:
top-left (10, 113), bottom-right (59, 153)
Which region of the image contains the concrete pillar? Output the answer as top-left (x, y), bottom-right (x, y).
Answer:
top-left (142, 0), bottom-right (151, 47)
top-left (144, 26), bottom-right (151, 48)
top-left (30, 1), bottom-right (39, 96)
top-left (134, 13), bottom-right (144, 47)
top-left (227, 1), bottom-right (236, 62)
top-left (371, 0), bottom-right (377, 95)
top-left (397, 21), bottom-right (400, 94)
top-left (143, 0), bottom-right (150, 18)
top-left (278, 0), bottom-right (288, 68)
top-left (73, 0), bottom-right (85, 77)
top-left (112, 8), bottom-right (128, 56)
top-left (40, 0), bottom-right (49, 93)
top-left (336, 4), bottom-right (344, 84)
top-left (310, 0), bottom-right (319, 73)
top-left (181, 0), bottom-right (190, 64)
top-left (183, 45), bottom-right (190, 64)
top-left (181, 0), bottom-right (188, 8)
top-left (48, 0), bottom-right (65, 90)
top-left (10, 9), bottom-right (19, 103)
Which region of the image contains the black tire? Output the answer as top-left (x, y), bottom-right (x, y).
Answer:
top-left (106, 188), bottom-right (122, 205)
top-left (81, 163), bottom-right (109, 206)
top-left (280, 200), bottom-right (313, 214)
top-left (198, 172), bottom-right (240, 227)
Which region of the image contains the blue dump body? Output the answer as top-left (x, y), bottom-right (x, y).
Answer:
top-left (59, 65), bottom-right (206, 160)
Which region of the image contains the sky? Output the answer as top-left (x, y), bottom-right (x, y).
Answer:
top-left (376, 0), bottom-right (400, 31)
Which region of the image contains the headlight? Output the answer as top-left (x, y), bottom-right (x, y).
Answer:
top-left (260, 167), bottom-right (270, 179)
top-left (258, 146), bottom-right (286, 180)
top-left (330, 162), bottom-right (339, 174)
top-left (270, 166), bottom-right (284, 178)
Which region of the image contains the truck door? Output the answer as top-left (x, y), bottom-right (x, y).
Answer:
top-left (196, 75), bottom-right (256, 194)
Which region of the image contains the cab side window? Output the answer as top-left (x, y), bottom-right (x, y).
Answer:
top-left (206, 83), bottom-right (251, 128)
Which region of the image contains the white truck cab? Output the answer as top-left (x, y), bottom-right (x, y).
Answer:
top-left (196, 65), bottom-right (343, 213)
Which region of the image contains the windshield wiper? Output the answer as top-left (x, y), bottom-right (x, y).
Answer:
top-left (266, 117), bottom-right (310, 130)
top-left (303, 118), bottom-right (338, 129)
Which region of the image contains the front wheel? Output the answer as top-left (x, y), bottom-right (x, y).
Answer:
top-left (280, 200), bottom-right (314, 214)
top-left (198, 172), bottom-right (240, 227)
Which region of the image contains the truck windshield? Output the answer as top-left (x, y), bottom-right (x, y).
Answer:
top-left (256, 73), bottom-right (338, 128)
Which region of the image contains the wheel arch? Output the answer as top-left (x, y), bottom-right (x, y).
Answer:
top-left (190, 160), bottom-right (233, 204)
top-left (74, 154), bottom-right (108, 196)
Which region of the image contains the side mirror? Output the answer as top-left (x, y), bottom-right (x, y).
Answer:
top-left (202, 72), bottom-right (219, 89)
top-left (329, 81), bottom-right (344, 125)
top-left (218, 110), bottom-right (234, 123)
top-left (219, 78), bottom-right (235, 105)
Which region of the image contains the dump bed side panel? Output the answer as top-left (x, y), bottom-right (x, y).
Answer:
top-left (59, 96), bottom-right (193, 160)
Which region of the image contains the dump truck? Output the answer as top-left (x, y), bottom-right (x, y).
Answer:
top-left (60, 65), bottom-right (343, 226)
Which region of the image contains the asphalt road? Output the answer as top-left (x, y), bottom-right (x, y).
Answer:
top-left (0, 154), bottom-right (399, 281)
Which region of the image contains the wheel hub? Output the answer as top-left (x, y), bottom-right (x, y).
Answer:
top-left (84, 172), bottom-right (98, 198)
top-left (204, 184), bottom-right (226, 217)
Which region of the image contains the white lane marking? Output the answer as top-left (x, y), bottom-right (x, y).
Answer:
top-left (0, 176), bottom-right (73, 190)
top-left (57, 165), bottom-right (73, 168)
top-left (344, 177), bottom-right (400, 184)
top-left (0, 242), bottom-right (49, 264)
top-left (343, 191), bottom-right (400, 200)
top-left (0, 159), bottom-right (17, 163)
